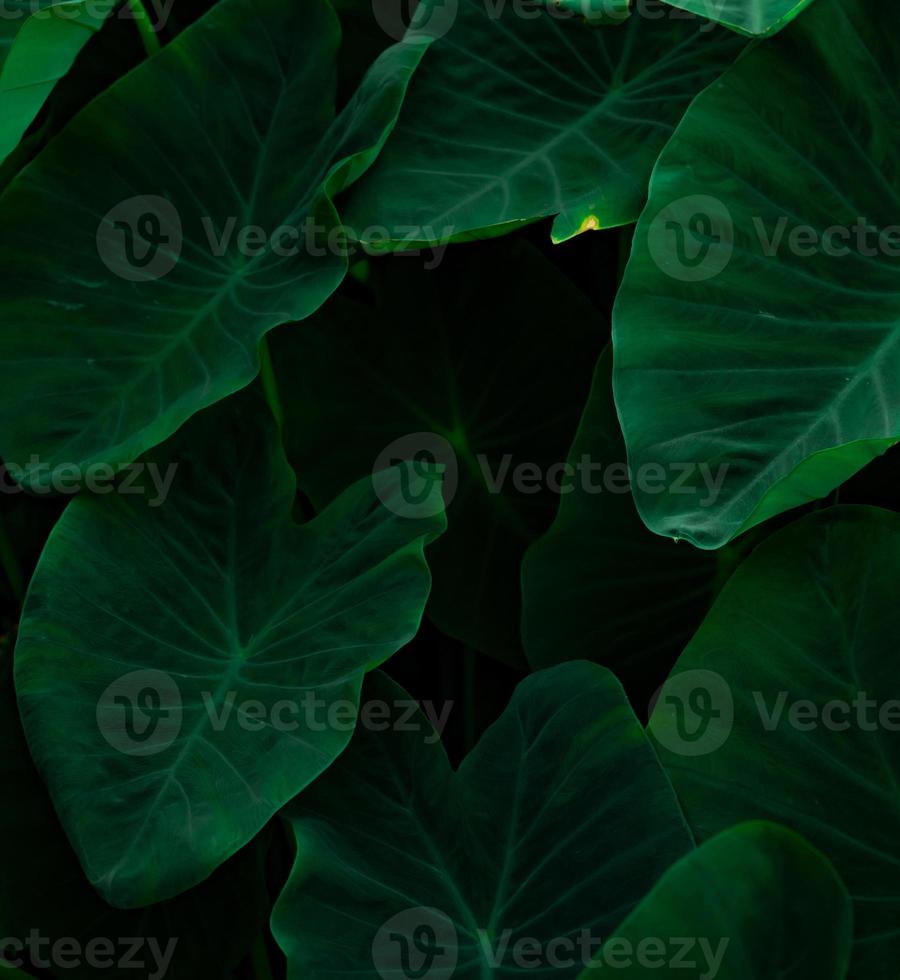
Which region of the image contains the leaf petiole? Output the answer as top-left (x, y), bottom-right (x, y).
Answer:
top-left (258, 336), bottom-right (284, 429)
top-left (250, 934), bottom-right (274, 980)
top-left (124, 0), bottom-right (161, 57)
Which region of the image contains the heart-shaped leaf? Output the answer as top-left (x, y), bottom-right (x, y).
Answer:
top-left (0, 651), bottom-right (273, 979)
top-left (0, 0), bottom-right (430, 489)
top-left (522, 346), bottom-right (764, 681)
top-left (649, 506), bottom-right (900, 977)
top-left (0, 0), bottom-right (116, 166)
top-left (272, 239), bottom-right (602, 663)
top-left (345, 0), bottom-right (745, 245)
top-left (14, 394), bottom-right (446, 908)
top-left (272, 662), bottom-right (693, 979)
top-left (614, 0), bottom-right (899, 549)
top-left (578, 822), bottom-right (851, 979)
top-left (661, 0), bottom-right (816, 35)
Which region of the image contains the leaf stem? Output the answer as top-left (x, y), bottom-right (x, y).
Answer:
top-left (125, 0), bottom-right (161, 58)
top-left (251, 934), bottom-right (275, 980)
top-left (463, 647), bottom-right (476, 752)
top-left (258, 336), bottom-right (284, 429)
top-left (0, 511), bottom-right (24, 608)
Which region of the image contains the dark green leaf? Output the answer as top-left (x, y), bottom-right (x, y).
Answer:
top-left (0, 651), bottom-right (274, 979)
top-left (14, 394), bottom-right (445, 907)
top-left (523, 346), bottom-right (762, 680)
top-left (662, 0), bottom-right (816, 35)
top-left (0, 0), bottom-right (430, 487)
top-left (0, 0), bottom-right (115, 165)
top-left (272, 239), bottom-right (602, 663)
top-left (650, 506), bottom-right (900, 977)
top-left (345, 0), bottom-right (744, 245)
top-left (614, 0), bottom-right (899, 548)
top-left (272, 662), bottom-right (692, 979)
top-left (579, 821), bottom-right (851, 979)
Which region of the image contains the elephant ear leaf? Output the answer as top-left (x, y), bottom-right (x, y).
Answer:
top-left (580, 822), bottom-right (852, 979)
top-left (272, 663), bottom-right (692, 980)
top-left (522, 346), bottom-right (736, 680)
top-left (14, 394), bottom-right (446, 908)
top-left (662, 0), bottom-right (817, 35)
top-left (0, 0), bottom-right (431, 488)
top-left (614, 0), bottom-right (899, 549)
top-left (650, 506), bottom-right (900, 978)
top-left (0, 652), bottom-right (274, 980)
top-left (0, 0), bottom-right (116, 165)
top-left (272, 238), bottom-right (602, 664)
top-left (344, 0), bottom-right (745, 246)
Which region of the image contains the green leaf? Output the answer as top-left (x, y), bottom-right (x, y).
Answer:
top-left (272, 662), bottom-right (693, 979)
top-left (14, 393), bottom-right (446, 908)
top-left (523, 346), bottom-right (763, 680)
top-left (614, 0), bottom-right (900, 549)
top-left (271, 239), bottom-right (602, 663)
top-left (578, 822), bottom-right (851, 979)
top-left (649, 506), bottom-right (900, 977)
top-left (662, 0), bottom-right (817, 35)
top-left (0, 0), bottom-right (430, 489)
top-left (554, 0), bottom-right (632, 24)
top-left (0, 652), bottom-right (274, 979)
top-left (0, 0), bottom-right (115, 165)
top-left (344, 0), bottom-right (745, 246)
